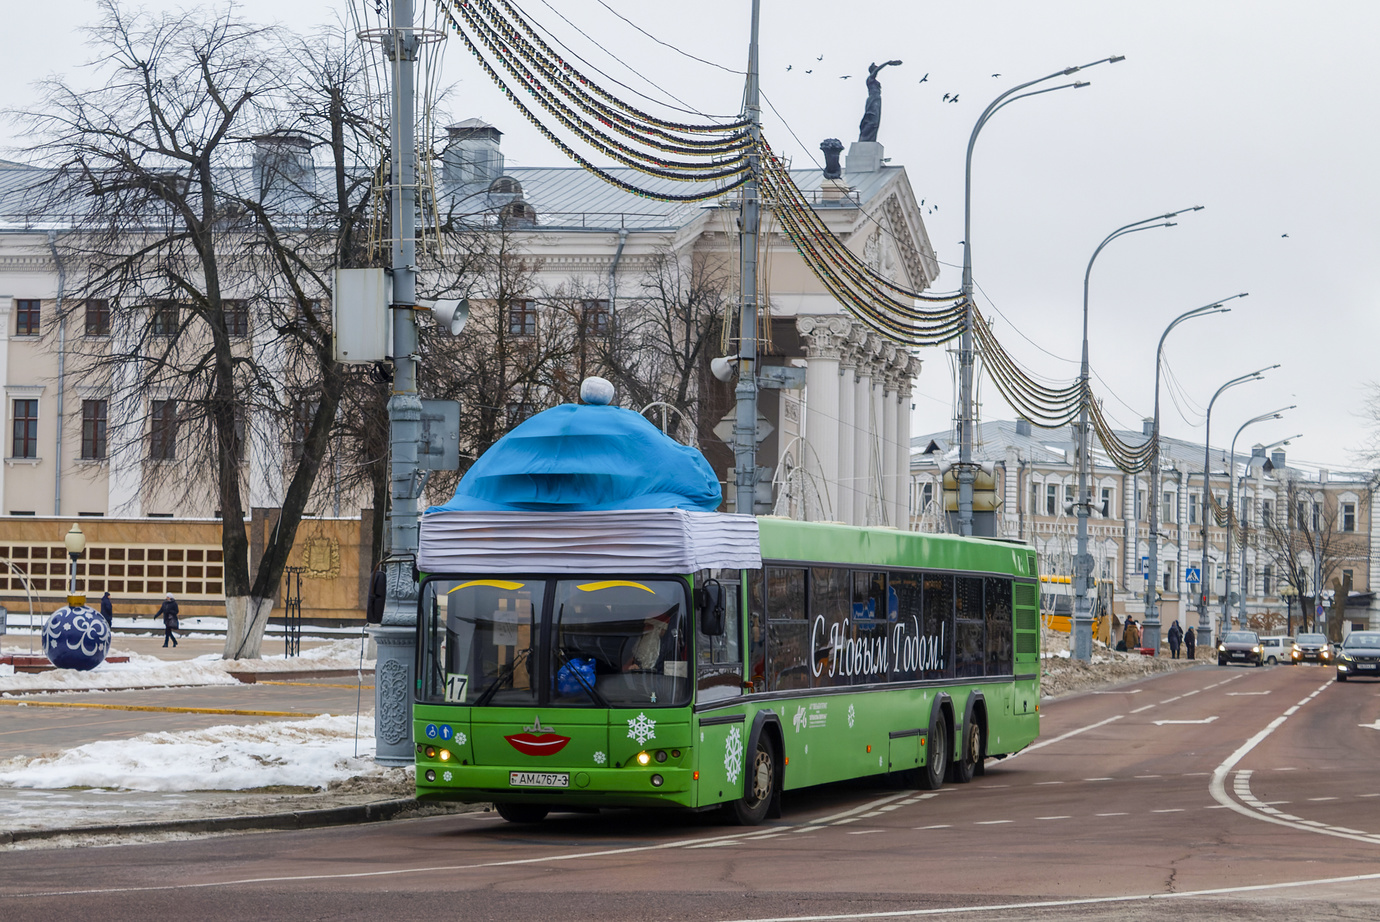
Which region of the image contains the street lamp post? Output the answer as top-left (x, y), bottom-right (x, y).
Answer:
top-left (957, 55), bottom-right (1124, 536)
top-left (63, 523), bottom-right (86, 604)
top-left (1144, 295), bottom-right (1245, 652)
top-left (1072, 207), bottom-right (1203, 662)
top-left (1195, 366), bottom-right (1276, 651)
top-left (1222, 411), bottom-right (1294, 633)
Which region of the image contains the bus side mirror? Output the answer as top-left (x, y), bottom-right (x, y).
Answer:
top-left (697, 581), bottom-right (726, 636)
top-left (366, 568), bottom-right (387, 624)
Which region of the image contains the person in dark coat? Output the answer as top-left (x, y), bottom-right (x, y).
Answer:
top-left (156, 594), bottom-right (180, 648)
top-left (99, 591), bottom-right (114, 628)
top-left (1185, 625), bottom-right (1197, 660)
top-left (1167, 620), bottom-right (1183, 659)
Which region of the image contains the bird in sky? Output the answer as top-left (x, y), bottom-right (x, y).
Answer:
top-left (805, 69), bottom-right (813, 74)
top-left (817, 54), bottom-right (824, 61)
top-left (919, 73), bottom-right (929, 83)
top-left (920, 199), bottom-right (925, 206)
top-left (991, 73), bottom-right (1001, 78)
top-left (786, 64), bottom-right (792, 71)
top-left (942, 93), bottom-right (950, 102)
top-left (1281, 233), bottom-right (1290, 238)
top-left (840, 74), bottom-right (851, 79)
top-left (948, 95), bottom-right (959, 103)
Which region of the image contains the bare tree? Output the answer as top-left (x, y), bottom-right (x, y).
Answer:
top-left (19, 2), bottom-right (384, 657)
top-left (1258, 477), bottom-right (1369, 638)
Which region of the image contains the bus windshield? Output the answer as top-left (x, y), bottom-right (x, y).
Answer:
top-left (419, 576), bottom-right (691, 709)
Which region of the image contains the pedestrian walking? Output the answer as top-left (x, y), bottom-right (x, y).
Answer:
top-left (1126, 617), bottom-right (1142, 652)
top-left (156, 593), bottom-right (180, 648)
top-left (99, 591), bottom-right (114, 629)
top-left (1168, 619), bottom-right (1183, 659)
top-left (1185, 626), bottom-right (1197, 660)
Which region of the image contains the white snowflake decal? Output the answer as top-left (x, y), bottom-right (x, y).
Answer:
top-left (847, 704), bottom-right (856, 728)
top-left (456, 732), bottom-right (467, 746)
top-left (724, 726), bottom-right (744, 785)
top-left (627, 712), bottom-right (657, 745)
top-left (594, 751), bottom-right (607, 765)
top-left (443, 771), bottom-right (453, 782)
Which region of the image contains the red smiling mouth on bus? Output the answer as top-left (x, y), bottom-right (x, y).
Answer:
top-left (505, 719), bottom-right (571, 756)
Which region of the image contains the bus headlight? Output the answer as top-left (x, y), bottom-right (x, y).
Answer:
top-left (439, 749), bottom-right (452, 761)
top-left (637, 751), bottom-right (651, 766)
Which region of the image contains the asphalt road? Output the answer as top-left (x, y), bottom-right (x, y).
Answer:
top-left (3, 662), bottom-right (1379, 921)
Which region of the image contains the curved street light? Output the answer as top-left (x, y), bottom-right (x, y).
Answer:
top-left (1143, 293), bottom-right (1247, 651)
top-left (1192, 365), bottom-right (1278, 649)
top-left (955, 54), bottom-right (1125, 536)
top-left (1224, 417), bottom-right (1296, 631)
top-left (1071, 206), bottom-right (1204, 661)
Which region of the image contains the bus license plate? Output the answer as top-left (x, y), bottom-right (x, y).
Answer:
top-left (510, 771), bottom-right (569, 788)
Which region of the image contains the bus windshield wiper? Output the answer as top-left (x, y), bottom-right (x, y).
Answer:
top-left (556, 646), bottom-right (610, 708)
top-left (473, 647), bottom-right (531, 707)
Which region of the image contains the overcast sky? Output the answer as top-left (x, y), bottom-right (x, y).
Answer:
top-left (5, 1), bottom-right (1378, 471)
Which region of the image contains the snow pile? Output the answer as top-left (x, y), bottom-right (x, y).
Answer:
top-left (0, 714), bottom-right (383, 792)
top-left (0, 638), bottom-right (373, 694)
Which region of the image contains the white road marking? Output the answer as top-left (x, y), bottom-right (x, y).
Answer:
top-left (1152, 808), bottom-right (1184, 813)
top-left (1034, 781), bottom-right (1065, 785)
top-left (1227, 691), bottom-right (1271, 696)
top-left (1308, 797), bottom-right (1339, 801)
top-left (1036, 815), bottom-right (1071, 820)
top-left (1360, 719), bottom-right (1380, 731)
top-left (1004, 714), bottom-right (1124, 759)
top-left (1134, 774), bottom-right (1161, 779)
top-left (974, 820), bottom-right (1011, 825)
top-left (914, 824), bottom-right (951, 829)
top-left (1130, 704), bottom-right (1156, 713)
top-left (847, 829), bottom-right (883, 835)
top-left (1093, 689), bottom-right (1142, 694)
top-left (1084, 777), bottom-right (1113, 781)
top-left (1359, 793), bottom-right (1380, 798)
top-left (1159, 696), bottom-right (1183, 704)
top-left (1152, 715), bottom-right (1218, 725)
top-left (1095, 812), bottom-right (1128, 817)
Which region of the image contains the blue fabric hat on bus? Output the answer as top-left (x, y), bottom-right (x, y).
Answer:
top-left (429, 401), bottom-right (722, 513)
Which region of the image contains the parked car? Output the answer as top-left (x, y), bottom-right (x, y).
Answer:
top-left (1292, 632), bottom-right (1333, 664)
top-left (1335, 631), bottom-right (1380, 681)
top-left (1259, 635), bottom-right (1294, 665)
top-left (1218, 630), bottom-right (1263, 667)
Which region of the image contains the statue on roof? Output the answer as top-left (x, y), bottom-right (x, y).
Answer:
top-left (858, 59), bottom-right (903, 143)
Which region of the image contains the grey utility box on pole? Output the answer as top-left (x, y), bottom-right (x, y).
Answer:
top-left (419, 399), bottom-right (462, 471)
top-left (332, 268), bottom-right (389, 364)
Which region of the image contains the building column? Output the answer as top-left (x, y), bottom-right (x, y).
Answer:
top-left (894, 355), bottom-right (920, 530)
top-left (1122, 472), bottom-right (1136, 590)
top-left (797, 316), bottom-right (850, 522)
top-left (835, 329), bottom-right (861, 525)
top-left (853, 335), bottom-right (878, 526)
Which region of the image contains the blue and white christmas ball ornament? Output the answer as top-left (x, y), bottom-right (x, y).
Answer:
top-left (43, 604), bottom-right (111, 671)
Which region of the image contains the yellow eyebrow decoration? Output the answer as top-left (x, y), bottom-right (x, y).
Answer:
top-left (576, 580), bottom-right (655, 593)
top-left (448, 579), bottom-right (525, 593)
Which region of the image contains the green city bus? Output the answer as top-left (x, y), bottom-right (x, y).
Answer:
top-left (412, 512), bottom-right (1041, 825)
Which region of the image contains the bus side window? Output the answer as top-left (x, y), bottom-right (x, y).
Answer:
top-left (696, 571), bottom-right (743, 702)
top-left (747, 569), bottom-right (765, 691)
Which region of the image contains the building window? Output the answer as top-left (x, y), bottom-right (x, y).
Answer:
top-left (225, 299), bottom-right (249, 337)
top-left (581, 298), bottom-right (610, 335)
top-left (151, 301), bottom-right (180, 336)
top-left (507, 299), bottom-right (537, 337)
top-left (81, 399), bottom-right (108, 460)
top-left (1163, 491), bottom-right (1177, 523)
top-left (1343, 568), bottom-right (1355, 587)
top-left (1188, 492), bottom-right (1199, 525)
top-left (1342, 502), bottom-right (1357, 532)
top-left (1136, 489), bottom-right (1145, 521)
top-left (149, 399), bottom-right (178, 460)
top-left (291, 398), bottom-right (318, 461)
top-left (1063, 484), bottom-right (1075, 511)
top-left (1045, 484), bottom-right (1057, 516)
top-left (920, 482), bottom-right (934, 511)
top-left (11, 398), bottom-right (38, 458)
top-left (84, 299), bottom-right (111, 336)
top-left (1261, 499), bottom-right (1273, 525)
top-left (1263, 564), bottom-right (1273, 595)
top-left (1312, 502), bottom-right (1321, 532)
top-left (1101, 486), bottom-right (1113, 516)
top-left (15, 299), bottom-right (40, 336)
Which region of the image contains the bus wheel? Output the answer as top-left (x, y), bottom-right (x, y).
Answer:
top-left (949, 720), bottom-right (980, 784)
top-left (496, 803), bottom-right (549, 824)
top-left (917, 713), bottom-right (947, 791)
top-left (731, 737), bottom-right (776, 826)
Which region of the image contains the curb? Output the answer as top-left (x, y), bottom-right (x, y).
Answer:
top-left (0, 798), bottom-right (476, 846)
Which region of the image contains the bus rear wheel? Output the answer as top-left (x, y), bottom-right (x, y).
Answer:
top-left (949, 720), bottom-right (980, 784)
top-left (496, 803), bottom-right (549, 824)
top-left (730, 736), bottom-right (776, 826)
top-left (917, 713), bottom-right (947, 791)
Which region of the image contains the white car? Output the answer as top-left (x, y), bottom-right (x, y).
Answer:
top-left (1259, 635), bottom-right (1294, 665)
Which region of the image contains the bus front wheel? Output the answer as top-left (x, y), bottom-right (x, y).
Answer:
top-left (496, 803), bottom-right (549, 824)
top-left (917, 713), bottom-right (947, 790)
top-left (731, 736), bottom-right (776, 826)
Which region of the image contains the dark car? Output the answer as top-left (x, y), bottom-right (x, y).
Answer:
top-left (1218, 630), bottom-right (1263, 667)
top-left (1292, 632), bottom-right (1333, 665)
top-left (1336, 631), bottom-right (1380, 681)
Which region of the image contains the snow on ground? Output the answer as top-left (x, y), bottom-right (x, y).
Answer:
top-left (0, 713), bottom-right (383, 793)
top-left (0, 637), bottom-right (374, 694)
